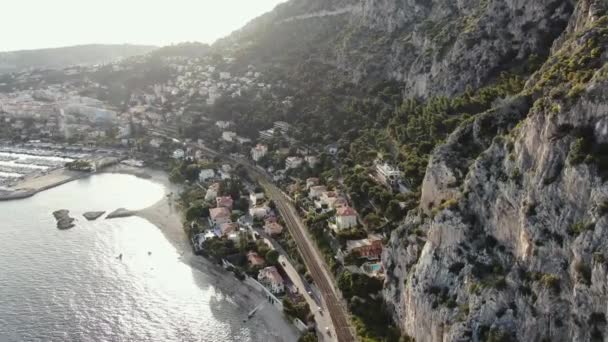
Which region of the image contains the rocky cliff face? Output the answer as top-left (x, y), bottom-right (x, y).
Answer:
top-left (219, 0), bottom-right (574, 97)
top-left (383, 1), bottom-right (608, 340)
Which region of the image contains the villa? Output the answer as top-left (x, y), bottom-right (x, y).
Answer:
top-left (264, 221), bottom-right (284, 236)
top-left (209, 207), bottom-right (231, 228)
top-left (346, 234), bottom-right (383, 260)
top-left (251, 144), bottom-right (268, 162)
top-left (285, 156), bottom-right (303, 169)
top-left (198, 169), bottom-right (215, 182)
top-left (258, 266), bottom-right (285, 294)
top-left (247, 251), bottom-right (265, 267)
top-left (335, 206), bottom-right (358, 230)
top-left (205, 183), bottom-right (220, 201)
top-left (216, 196), bottom-right (234, 210)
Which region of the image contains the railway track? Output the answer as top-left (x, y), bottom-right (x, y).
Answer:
top-left (182, 140), bottom-right (356, 341)
top-left (260, 180), bottom-right (355, 342)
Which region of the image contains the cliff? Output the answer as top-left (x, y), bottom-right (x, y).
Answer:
top-left (383, 0), bottom-right (608, 340)
top-left (217, 0), bottom-right (574, 98)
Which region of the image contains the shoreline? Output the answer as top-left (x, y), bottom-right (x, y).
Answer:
top-left (0, 168), bottom-right (88, 201)
top-left (0, 164), bottom-right (300, 340)
top-left (133, 169), bottom-right (301, 342)
top-left (0, 163), bottom-right (162, 202)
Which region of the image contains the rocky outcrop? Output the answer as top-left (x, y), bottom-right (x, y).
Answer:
top-left (106, 208), bottom-right (135, 219)
top-left (52, 210), bottom-right (75, 230)
top-left (83, 211), bottom-right (105, 221)
top-left (383, 1), bottom-right (608, 341)
top-left (220, 0), bottom-right (575, 98)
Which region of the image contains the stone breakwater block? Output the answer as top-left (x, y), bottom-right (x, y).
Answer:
top-left (106, 208), bottom-right (135, 219)
top-left (53, 210), bottom-right (75, 230)
top-left (83, 211), bottom-right (105, 221)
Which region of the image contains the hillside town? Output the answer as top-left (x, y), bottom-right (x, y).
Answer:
top-left (0, 49), bottom-right (411, 341)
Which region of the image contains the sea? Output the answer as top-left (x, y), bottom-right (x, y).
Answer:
top-left (0, 173), bottom-right (289, 342)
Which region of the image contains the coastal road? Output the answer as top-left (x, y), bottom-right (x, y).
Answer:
top-left (259, 178), bottom-right (355, 342)
top-left (173, 139), bottom-right (355, 341)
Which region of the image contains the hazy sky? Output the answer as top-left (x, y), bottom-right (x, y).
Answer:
top-left (1, 0), bottom-right (287, 52)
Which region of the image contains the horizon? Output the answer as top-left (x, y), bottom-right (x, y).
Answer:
top-left (1, 0), bottom-right (287, 53)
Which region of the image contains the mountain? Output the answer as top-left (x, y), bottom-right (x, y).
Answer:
top-left (213, 0), bottom-right (608, 341)
top-left (3, 0), bottom-right (604, 340)
top-left (380, 1), bottom-right (608, 341)
top-left (215, 0), bottom-right (573, 97)
top-left (0, 44), bottom-right (157, 74)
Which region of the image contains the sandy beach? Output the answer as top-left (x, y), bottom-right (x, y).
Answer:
top-left (1, 163), bottom-right (301, 340)
top-left (131, 167), bottom-right (301, 342)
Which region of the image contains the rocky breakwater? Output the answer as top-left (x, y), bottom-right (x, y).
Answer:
top-left (52, 210), bottom-right (75, 230)
top-left (106, 208), bottom-right (135, 219)
top-left (83, 211), bottom-right (105, 221)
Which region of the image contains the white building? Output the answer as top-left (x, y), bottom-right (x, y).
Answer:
top-left (198, 169), bottom-right (216, 182)
top-left (250, 192), bottom-right (265, 205)
top-left (258, 266), bottom-right (285, 294)
top-left (376, 162), bottom-right (402, 186)
top-left (336, 206), bottom-right (358, 230)
top-left (259, 128), bottom-right (275, 141)
top-left (250, 205), bottom-right (270, 219)
top-left (219, 72), bottom-right (231, 80)
top-left (236, 136), bottom-right (252, 145)
top-left (216, 121), bottom-right (231, 129)
top-left (285, 156), bottom-right (303, 169)
top-left (205, 183), bottom-right (221, 202)
top-left (149, 138), bottom-right (163, 149)
top-left (222, 131), bottom-right (237, 142)
top-left (251, 144), bottom-right (268, 162)
top-left (305, 155), bottom-right (318, 167)
top-left (172, 149), bottom-right (185, 160)
top-left (309, 185), bottom-right (327, 199)
top-left (273, 121), bottom-right (291, 134)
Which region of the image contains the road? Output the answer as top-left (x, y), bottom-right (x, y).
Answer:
top-left (254, 227), bottom-right (337, 342)
top-left (260, 179), bottom-right (355, 342)
top-left (170, 137), bottom-right (356, 341)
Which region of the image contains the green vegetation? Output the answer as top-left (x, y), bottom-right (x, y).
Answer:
top-left (337, 271), bottom-right (401, 341)
top-left (532, 16), bottom-right (608, 98)
top-left (599, 200), bottom-right (608, 216)
top-left (387, 73), bottom-right (525, 187)
top-left (568, 137), bottom-right (590, 165)
top-left (538, 273), bottom-right (561, 293)
top-left (298, 332), bottom-right (318, 342)
top-left (283, 297), bottom-right (312, 323)
top-left (265, 249), bottom-right (280, 266)
top-left (568, 220), bottom-right (595, 236)
top-left (185, 203), bottom-right (210, 221)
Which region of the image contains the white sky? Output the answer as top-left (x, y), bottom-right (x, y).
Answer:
top-left (1, 0), bottom-right (287, 52)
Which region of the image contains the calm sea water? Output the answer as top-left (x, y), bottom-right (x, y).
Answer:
top-left (0, 174), bottom-right (284, 342)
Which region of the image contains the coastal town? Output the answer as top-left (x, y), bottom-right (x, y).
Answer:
top-left (0, 49), bottom-right (411, 342)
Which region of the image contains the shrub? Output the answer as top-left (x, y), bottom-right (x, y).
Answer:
top-left (568, 137), bottom-right (590, 165)
top-left (567, 84), bottom-right (586, 98)
top-left (485, 327), bottom-right (512, 342)
top-left (593, 253), bottom-right (606, 264)
top-left (539, 273), bottom-right (561, 293)
top-left (441, 198), bottom-right (459, 210)
top-left (568, 221), bottom-right (595, 236)
top-left (598, 200), bottom-right (608, 216)
top-left (574, 261), bottom-right (592, 285)
top-left (298, 332), bottom-right (318, 342)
